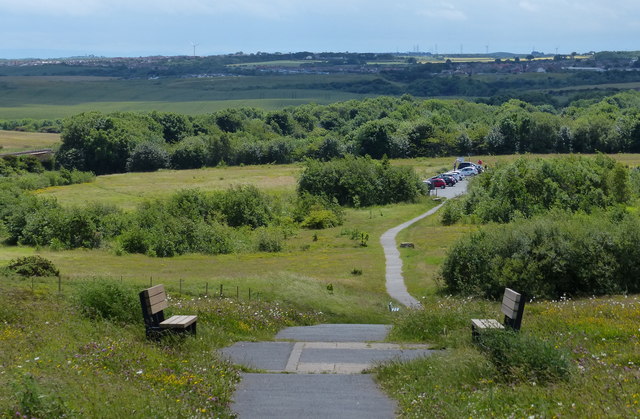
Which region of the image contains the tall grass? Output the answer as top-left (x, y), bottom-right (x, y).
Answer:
top-left (376, 295), bottom-right (640, 417)
top-left (0, 277), bottom-right (322, 417)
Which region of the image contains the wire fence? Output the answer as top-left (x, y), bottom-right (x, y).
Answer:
top-left (1, 274), bottom-right (265, 301)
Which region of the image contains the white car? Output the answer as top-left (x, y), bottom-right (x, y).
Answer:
top-left (459, 166), bottom-right (478, 176)
top-left (446, 170), bottom-right (464, 182)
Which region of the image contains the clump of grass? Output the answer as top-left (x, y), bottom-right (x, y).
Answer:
top-left (74, 279), bottom-right (141, 323)
top-left (387, 296), bottom-right (495, 348)
top-left (476, 330), bottom-right (572, 384)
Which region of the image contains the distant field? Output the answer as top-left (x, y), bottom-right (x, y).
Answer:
top-left (36, 164), bottom-right (302, 210)
top-left (227, 60), bottom-right (324, 67)
top-left (0, 130), bottom-right (59, 152)
top-left (545, 81), bottom-right (640, 92)
top-left (0, 97), bottom-right (358, 119)
top-left (0, 75), bottom-right (374, 119)
top-left (36, 154), bottom-right (640, 211)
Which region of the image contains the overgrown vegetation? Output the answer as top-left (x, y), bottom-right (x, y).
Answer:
top-left (441, 154), bottom-right (630, 225)
top-left (441, 211), bottom-right (640, 299)
top-left (0, 279), bottom-right (322, 417)
top-left (377, 295), bottom-right (639, 417)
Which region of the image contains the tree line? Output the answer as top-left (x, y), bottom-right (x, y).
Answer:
top-left (50, 91), bottom-right (640, 175)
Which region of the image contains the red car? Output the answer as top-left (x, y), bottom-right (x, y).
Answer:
top-left (429, 177), bottom-right (446, 189)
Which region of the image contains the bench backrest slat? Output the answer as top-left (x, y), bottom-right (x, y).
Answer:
top-left (501, 287), bottom-right (522, 319)
top-left (142, 284), bottom-right (169, 315)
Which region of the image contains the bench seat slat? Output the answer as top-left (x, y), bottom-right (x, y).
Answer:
top-left (160, 315), bottom-right (197, 329)
top-left (471, 318), bottom-right (504, 330)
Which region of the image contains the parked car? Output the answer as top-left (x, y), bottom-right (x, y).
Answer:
top-left (459, 166), bottom-right (478, 176)
top-left (446, 171), bottom-right (464, 182)
top-left (427, 177), bottom-right (446, 189)
top-left (422, 179), bottom-right (434, 191)
top-left (437, 174), bottom-right (457, 186)
top-left (457, 161), bottom-right (484, 173)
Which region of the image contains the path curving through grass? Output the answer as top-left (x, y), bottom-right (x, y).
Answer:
top-left (381, 180), bottom-right (468, 307)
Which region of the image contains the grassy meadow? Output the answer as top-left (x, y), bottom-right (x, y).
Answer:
top-left (0, 75), bottom-right (374, 119)
top-left (2, 154), bottom-right (640, 416)
top-left (0, 131), bottom-right (60, 153)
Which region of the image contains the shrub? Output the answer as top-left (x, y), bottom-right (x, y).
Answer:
top-left (297, 156), bottom-right (424, 207)
top-left (170, 136), bottom-right (207, 169)
top-left (476, 330), bottom-right (571, 383)
top-left (75, 280), bottom-right (140, 323)
top-left (126, 141), bottom-right (170, 172)
top-left (254, 227), bottom-right (283, 252)
top-left (441, 210), bottom-right (640, 299)
top-left (440, 198), bottom-right (464, 226)
top-left (218, 185), bottom-right (274, 228)
top-left (446, 155), bottom-right (631, 224)
top-left (7, 256), bottom-right (59, 277)
top-left (301, 209), bottom-right (341, 229)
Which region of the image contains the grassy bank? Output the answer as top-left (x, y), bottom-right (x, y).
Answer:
top-left (376, 295), bottom-right (640, 417)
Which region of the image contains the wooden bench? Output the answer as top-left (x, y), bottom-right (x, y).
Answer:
top-left (139, 284), bottom-right (197, 338)
top-left (471, 288), bottom-right (525, 340)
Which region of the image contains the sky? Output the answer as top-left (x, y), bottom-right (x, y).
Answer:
top-left (1, 0), bottom-right (639, 59)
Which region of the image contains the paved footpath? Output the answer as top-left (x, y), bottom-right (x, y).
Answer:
top-left (223, 181), bottom-right (467, 418)
top-left (222, 324), bottom-right (433, 418)
top-left (381, 180), bottom-right (468, 308)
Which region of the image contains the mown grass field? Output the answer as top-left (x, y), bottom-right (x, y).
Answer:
top-left (0, 131), bottom-right (59, 153)
top-left (0, 75), bottom-right (374, 119)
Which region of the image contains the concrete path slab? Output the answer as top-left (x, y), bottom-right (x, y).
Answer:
top-left (219, 342), bottom-right (294, 371)
top-left (275, 323), bottom-right (391, 342)
top-left (232, 373), bottom-right (397, 419)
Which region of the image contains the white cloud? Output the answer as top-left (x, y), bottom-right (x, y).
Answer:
top-left (518, 1), bottom-right (538, 12)
top-left (418, 2), bottom-right (467, 21)
top-left (0, 0), bottom-right (106, 16)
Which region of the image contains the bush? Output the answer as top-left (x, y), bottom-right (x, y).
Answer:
top-left (301, 209), bottom-right (341, 229)
top-left (126, 141), bottom-right (170, 172)
top-left (170, 136), bottom-right (207, 169)
top-left (297, 156), bottom-right (425, 207)
top-left (218, 185), bottom-right (274, 228)
top-left (476, 330), bottom-right (571, 383)
top-left (7, 256), bottom-right (60, 277)
top-left (439, 198), bottom-right (464, 225)
top-left (75, 280), bottom-right (140, 323)
top-left (254, 227), bottom-right (284, 252)
top-left (441, 210), bottom-right (640, 299)
top-left (446, 155), bottom-right (631, 224)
